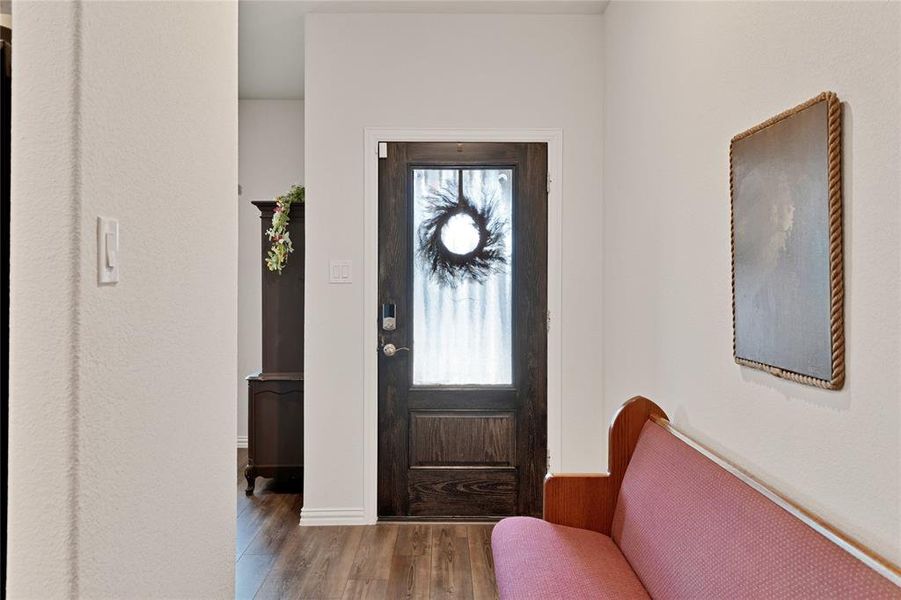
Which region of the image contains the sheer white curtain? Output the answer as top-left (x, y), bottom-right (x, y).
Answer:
top-left (412, 168), bottom-right (513, 385)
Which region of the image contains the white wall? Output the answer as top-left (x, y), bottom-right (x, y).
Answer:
top-left (603, 2), bottom-right (900, 563)
top-left (304, 13), bottom-right (604, 518)
top-left (238, 99), bottom-right (305, 444)
top-left (8, 2), bottom-right (238, 597)
top-left (7, 2), bottom-right (80, 594)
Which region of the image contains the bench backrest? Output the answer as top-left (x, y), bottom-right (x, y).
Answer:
top-left (611, 421), bottom-right (900, 599)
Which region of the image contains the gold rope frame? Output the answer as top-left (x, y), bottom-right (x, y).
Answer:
top-left (729, 91), bottom-right (845, 390)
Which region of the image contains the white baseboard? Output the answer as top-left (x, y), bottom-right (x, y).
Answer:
top-left (236, 435), bottom-right (248, 449)
top-left (299, 507), bottom-right (370, 526)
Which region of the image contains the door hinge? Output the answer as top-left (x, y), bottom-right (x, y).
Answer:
top-left (378, 142), bottom-right (388, 158)
top-left (547, 177), bottom-right (551, 194)
top-left (546, 310), bottom-right (551, 333)
top-left (546, 450), bottom-right (551, 473)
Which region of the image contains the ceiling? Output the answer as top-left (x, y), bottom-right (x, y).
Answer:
top-left (238, 0), bottom-right (608, 100)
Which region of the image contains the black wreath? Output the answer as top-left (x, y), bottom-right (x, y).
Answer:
top-left (418, 187), bottom-right (508, 286)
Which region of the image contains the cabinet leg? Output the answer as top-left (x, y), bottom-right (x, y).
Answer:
top-left (244, 464), bottom-right (256, 496)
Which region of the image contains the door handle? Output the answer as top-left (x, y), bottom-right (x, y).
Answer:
top-left (382, 343), bottom-right (410, 357)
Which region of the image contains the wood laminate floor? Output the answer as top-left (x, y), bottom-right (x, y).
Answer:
top-left (237, 450), bottom-right (500, 600)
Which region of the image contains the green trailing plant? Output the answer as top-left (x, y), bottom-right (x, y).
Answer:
top-left (265, 184), bottom-right (305, 274)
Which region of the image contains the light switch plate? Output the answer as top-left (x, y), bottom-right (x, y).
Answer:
top-left (329, 259), bottom-right (352, 284)
top-left (98, 217), bottom-right (119, 284)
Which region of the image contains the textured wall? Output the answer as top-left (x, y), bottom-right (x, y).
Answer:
top-left (304, 13), bottom-right (604, 518)
top-left (8, 2), bottom-right (238, 597)
top-left (237, 99), bottom-right (304, 445)
top-left (603, 1), bottom-right (900, 562)
top-left (8, 2), bottom-right (81, 595)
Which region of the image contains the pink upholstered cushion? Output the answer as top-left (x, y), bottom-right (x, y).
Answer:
top-left (491, 516), bottom-right (650, 600)
top-left (612, 422), bottom-right (901, 599)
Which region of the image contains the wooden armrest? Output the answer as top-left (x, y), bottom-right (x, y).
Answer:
top-left (542, 396), bottom-right (666, 535)
top-left (544, 473), bottom-right (616, 534)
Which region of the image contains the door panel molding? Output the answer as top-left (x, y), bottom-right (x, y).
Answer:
top-left (409, 410), bottom-right (517, 467)
top-left (408, 469), bottom-right (518, 517)
top-left (362, 128), bottom-right (564, 525)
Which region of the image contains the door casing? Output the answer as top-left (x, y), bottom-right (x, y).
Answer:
top-left (359, 128), bottom-right (564, 525)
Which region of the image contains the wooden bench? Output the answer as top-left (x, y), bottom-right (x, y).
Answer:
top-left (491, 396), bottom-right (901, 599)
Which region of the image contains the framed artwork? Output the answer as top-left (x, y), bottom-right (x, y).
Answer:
top-left (730, 91), bottom-right (844, 390)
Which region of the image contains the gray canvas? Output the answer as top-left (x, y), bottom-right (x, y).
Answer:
top-left (732, 101), bottom-right (833, 381)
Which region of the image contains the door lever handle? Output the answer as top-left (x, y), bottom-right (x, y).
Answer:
top-left (382, 343), bottom-right (410, 357)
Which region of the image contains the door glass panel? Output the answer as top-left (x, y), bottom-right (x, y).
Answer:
top-left (412, 168), bottom-right (513, 385)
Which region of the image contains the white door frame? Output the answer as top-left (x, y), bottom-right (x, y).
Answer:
top-left (362, 128), bottom-right (564, 523)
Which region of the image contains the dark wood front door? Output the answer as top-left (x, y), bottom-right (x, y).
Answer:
top-left (378, 142), bottom-right (547, 519)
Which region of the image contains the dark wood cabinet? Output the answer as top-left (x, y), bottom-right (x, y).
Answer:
top-left (245, 372), bottom-right (303, 491)
top-left (244, 202), bottom-right (304, 495)
top-left (254, 201), bottom-right (305, 373)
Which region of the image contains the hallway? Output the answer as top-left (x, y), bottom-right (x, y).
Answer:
top-left (237, 451), bottom-right (499, 599)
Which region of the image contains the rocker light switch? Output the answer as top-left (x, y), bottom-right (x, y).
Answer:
top-left (329, 259), bottom-right (352, 284)
top-left (98, 217), bottom-right (119, 284)
top-left (105, 233), bottom-right (118, 267)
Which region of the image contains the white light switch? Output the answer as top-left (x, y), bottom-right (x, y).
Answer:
top-left (98, 217), bottom-right (119, 284)
top-left (329, 259), bottom-right (352, 284)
